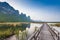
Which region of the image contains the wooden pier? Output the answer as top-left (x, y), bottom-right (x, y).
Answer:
top-left (28, 23), bottom-right (60, 40)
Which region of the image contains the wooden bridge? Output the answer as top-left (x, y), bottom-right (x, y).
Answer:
top-left (28, 23), bottom-right (60, 40)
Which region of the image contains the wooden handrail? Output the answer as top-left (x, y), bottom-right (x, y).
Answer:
top-left (48, 24), bottom-right (60, 40)
top-left (28, 24), bottom-right (43, 40)
top-left (51, 28), bottom-right (60, 40)
top-left (28, 24), bottom-right (60, 40)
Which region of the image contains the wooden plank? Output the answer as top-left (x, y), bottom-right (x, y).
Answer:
top-left (28, 23), bottom-right (59, 40)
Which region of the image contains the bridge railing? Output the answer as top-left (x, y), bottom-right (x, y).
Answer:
top-left (51, 27), bottom-right (60, 40)
top-left (48, 24), bottom-right (60, 40)
top-left (28, 25), bottom-right (43, 40)
top-left (48, 25), bottom-right (60, 40)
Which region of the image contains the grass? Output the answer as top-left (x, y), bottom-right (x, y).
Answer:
top-left (50, 23), bottom-right (60, 27)
top-left (0, 23), bottom-right (29, 40)
top-left (19, 30), bottom-right (28, 40)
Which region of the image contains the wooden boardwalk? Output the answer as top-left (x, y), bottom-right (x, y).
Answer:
top-left (28, 23), bottom-right (60, 40)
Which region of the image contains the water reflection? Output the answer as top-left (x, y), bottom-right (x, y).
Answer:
top-left (3, 23), bottom-right (60, 40)
top-left (18, 23), bottom-right (42, 40)
top-left (0, 23), bottom-right (30, 40)
top-left (15, 23), bottom-right (30, 40)
top-left (26, 23), bottom-right (42, 36)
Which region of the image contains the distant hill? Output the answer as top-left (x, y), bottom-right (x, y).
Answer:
top-left (0, 2), bottom-right (31, 22)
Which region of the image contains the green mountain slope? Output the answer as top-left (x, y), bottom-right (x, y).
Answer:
top-left (0, 2), bottom-right (31, 22)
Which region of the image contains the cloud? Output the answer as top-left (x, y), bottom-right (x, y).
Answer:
top-left (0, 0), bottom-right (60, 21)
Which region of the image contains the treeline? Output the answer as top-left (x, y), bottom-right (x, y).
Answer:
top-left (0, 12), bottom-right (31, 22)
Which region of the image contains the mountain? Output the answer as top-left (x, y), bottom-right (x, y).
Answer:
top-left (0, 2), bottom-right (31, 22)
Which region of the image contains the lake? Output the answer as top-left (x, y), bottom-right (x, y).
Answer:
top-left (5, 23), bottom-right (60, 40)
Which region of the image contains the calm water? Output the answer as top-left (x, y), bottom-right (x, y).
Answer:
top-left (6, 23), bottom-right (60, 40)
top-left (6, 23), bottom-right (42, 40)
top-left (19, 23), bottom-right (42, 40)
top-left (26, 23), bottom-right (42, 36)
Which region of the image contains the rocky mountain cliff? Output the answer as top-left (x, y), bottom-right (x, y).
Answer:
top-left (0, 2), bottom-right (31, 22)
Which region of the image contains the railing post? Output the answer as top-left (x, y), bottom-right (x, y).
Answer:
top-left (58, 32), bottom-right (60, 40)
top-left (34, 36), bottom-right (36, 40)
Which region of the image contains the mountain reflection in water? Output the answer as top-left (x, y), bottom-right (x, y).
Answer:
top-left (5, 23), bottom-right (42, 40)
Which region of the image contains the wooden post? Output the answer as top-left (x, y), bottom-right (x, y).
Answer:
top-left (58, 32), bottom-right (59, 40)
top-left (34, 36), bottom-right (36, 40)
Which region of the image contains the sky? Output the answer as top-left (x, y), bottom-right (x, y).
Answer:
top-left (0, 0), bottom-right (60, 21)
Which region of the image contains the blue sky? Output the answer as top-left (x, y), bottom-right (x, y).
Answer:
top-left (0, 0), bottom-right (60, 21)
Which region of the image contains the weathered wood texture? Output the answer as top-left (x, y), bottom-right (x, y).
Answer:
top-left (28, 24), bottom-right (60, 40)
